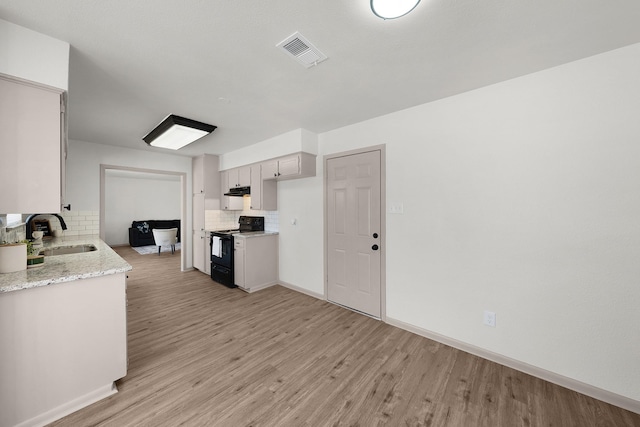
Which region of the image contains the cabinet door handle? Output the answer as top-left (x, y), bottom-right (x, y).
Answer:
top-left (373, 233), bottom-right (379, 238)
top-left (372, 244), bottom-right (379, 251)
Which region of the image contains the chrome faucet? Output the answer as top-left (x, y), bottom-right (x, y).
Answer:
top-left (25, 213), bottom-right (68, 240)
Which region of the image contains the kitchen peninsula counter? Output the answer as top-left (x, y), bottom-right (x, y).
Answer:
top-left (232, 230), bottom-right (279, 238)
top-left (0, 236), bottom-right (131, 293)
top-left (0, 236), bottom-right (130, 427)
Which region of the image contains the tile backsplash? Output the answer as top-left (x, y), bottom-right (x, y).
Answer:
top-left (0, 211), bottom-right (99, 243)
top-left (60, 211), bottom-right (100, 236)
top-left (3, 205), bottom-right (277, 242)
top-left (205, 198), bottom-right (279, 232)
top-left (0, 223), bottom-right (25, 243)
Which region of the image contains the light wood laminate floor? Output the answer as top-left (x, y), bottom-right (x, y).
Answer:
top-left (49, 246), bottom-right (640, 426)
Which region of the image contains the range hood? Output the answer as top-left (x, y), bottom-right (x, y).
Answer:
top-left (224, 186), bottom-right (250, 197)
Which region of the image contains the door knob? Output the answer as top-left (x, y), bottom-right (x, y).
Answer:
top-left (372, 244), bottom-right (379, 251)
top-left (373, 233), bottom-right (379, 238)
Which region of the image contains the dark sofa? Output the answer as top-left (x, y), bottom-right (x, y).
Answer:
top-left (128, 220), bottom-right (180, 247)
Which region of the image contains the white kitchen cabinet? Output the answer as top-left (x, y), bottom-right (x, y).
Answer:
top-left (220, 171), bottom-right (243, 210)
top-left (0, 273), bottom-right (127, 427)
top-left (261, 160), bottom-right (278, 180)
top-left (192, 154), bottom-right (220, 200)
top-left (193, 154), bottom-right (220, 273)
top-left (234, 234), bottom-right (278, 292)
top-left (261, 152), bottom-right (316, 181)
top-left (277, 155), bottom-right (301, 177)
top-left (0, 75), bottom-right (64, 213)
top-left (234, 239), bottom-right (245, 288)
top-left (249, 164), bottom-right (277, 211)
top-left (193, 193), bottom-right (206, 272)
top-left (227, 166), bottom-right (251, 188)
top-left (205, 233), bottom-right (211, 275)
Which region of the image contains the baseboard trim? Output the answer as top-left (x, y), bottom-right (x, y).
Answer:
top-left (385, 317), bottom-right (640, 415)
top-left (15, 382), bottom-right (118, 427)
top-left (239, 281), bottom-right (277, 293)
top-left (277, 280), bottom-right (325, 300)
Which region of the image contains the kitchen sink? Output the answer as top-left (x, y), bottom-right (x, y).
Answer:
top-left (39, 244), bottom-right (98, 256)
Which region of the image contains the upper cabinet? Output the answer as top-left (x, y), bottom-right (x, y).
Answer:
top-left (249, 164), bottom-right (277, 211)
top-left (218, 152), bottom-right (315, 212)
top-left (228, 166), bottom-right (251, 188)
top-left (262, 153), bottom-right (316, 181)
top-left (192, 154), bottom-right (220, 198)
top-left (219, 171), bottom-right (243, 211)
top-left (0, 75), bottom-right (64, 213)
top-left (249, 164), bottom-right (261, 210)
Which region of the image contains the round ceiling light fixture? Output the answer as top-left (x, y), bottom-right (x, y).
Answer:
top-left (371, 0), bottom-right (421, 19)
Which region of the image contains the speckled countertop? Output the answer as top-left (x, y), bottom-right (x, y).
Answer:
top-left (0, 236), bottom-right (132, 293)
top-left (232, 231), bottom-right (279, 238)
top-left (205, 230), bottom-right (279, 238)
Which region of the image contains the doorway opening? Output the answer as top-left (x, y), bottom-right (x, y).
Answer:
top-left (100, 165), bottom-right (187, 271)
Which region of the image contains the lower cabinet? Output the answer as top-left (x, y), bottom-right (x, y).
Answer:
top-left (234, 234), bottom-right (278, 292)
top-left (193, 193), bottom-right (206, 272)
top-left (0, 273), bottom-right (127, 427)
top-left (205, 233), bottom-right (211, 275)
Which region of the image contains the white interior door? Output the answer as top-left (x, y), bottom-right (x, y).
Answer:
top-left (327, 150), bottom-right (382, 318)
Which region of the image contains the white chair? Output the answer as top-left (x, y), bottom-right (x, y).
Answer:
top-left (152, 228), bottom-right (178, 255)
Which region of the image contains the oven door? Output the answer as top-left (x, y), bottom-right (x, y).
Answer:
top-left (210, 263), bottom-right (235, 287)
top-left (211, 233), bottom-right (233, 268)
top-left (210, 233), bottom-right (236, 287)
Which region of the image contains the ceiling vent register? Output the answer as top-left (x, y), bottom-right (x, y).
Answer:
top-left (276, 32), bottom-right (327, 68)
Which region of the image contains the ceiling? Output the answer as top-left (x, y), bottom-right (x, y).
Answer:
top-left (2, 1), bottom-right (640, 157)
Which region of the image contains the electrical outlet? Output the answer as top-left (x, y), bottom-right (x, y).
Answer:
top-left (483, 310), bottom-right (496, 327)
top-left (389, 203), bottom-right (404, 214)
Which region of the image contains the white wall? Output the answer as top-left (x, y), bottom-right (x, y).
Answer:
top-left (275, 42), bottom-right (640, 404)
top-left (277, 175), bottom-right (324, 295)
top-left (220, 128), bottom-right (318, 170)
top-left (66, 140), bottom-right (192, 264)
top-left (0, 18), bottom-right (69, 89)
top-left (104, 174), bottom-right (181, 246)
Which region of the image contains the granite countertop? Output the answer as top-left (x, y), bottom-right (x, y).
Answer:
top-left (205, 230), bottom-right (279, 238)
top-left (0, 236), bottom-right (132, 293)
top-left (231, 231), bottom-right (279, 238)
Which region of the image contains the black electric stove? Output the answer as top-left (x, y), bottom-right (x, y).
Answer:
top-left (210, 216), bottom-right (264, 287)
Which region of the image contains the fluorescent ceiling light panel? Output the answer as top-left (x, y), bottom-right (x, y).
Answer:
top-left (371, 0), bottom-right (421, 19)
top-left (143, 115), bottom-right (216, 150)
